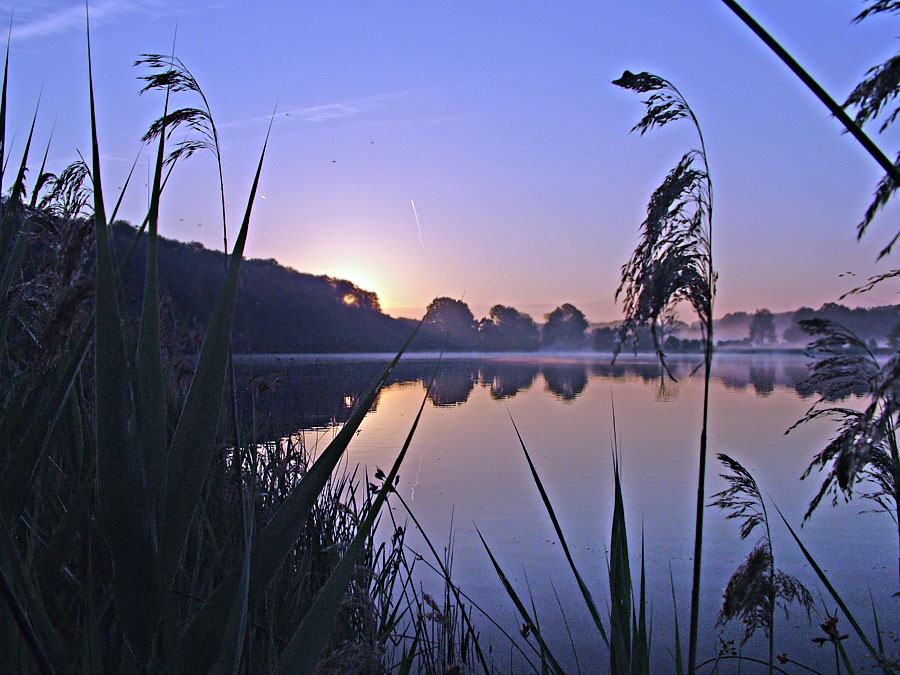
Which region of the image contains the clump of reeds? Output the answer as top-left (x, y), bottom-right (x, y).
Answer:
top-left (0, 10), bottom-right (476, 673)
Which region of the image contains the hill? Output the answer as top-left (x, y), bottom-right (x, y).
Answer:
top-left (112, 222), bottom-right (440, 353)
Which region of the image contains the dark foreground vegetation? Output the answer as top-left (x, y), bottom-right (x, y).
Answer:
top-left (4, 1), bottom-right (900, 673)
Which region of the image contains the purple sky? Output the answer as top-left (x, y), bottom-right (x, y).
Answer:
top-left (6, 1), bottom-right (900, 322)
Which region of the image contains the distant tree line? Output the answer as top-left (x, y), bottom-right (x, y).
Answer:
top-left (716, 304), bottom-right (900, 349)
top-left (419, 297), bottom-right (595, 351)
top-left (112, 222), bottom-right (900, 354)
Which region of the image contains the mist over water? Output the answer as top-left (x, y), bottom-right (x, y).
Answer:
top-left (237, 353), bottom-right (898, 670)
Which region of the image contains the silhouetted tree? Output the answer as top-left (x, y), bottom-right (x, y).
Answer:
top-left (888, 321), bottom-right (900, 350)
top-left (748, 309), bottom-right (777, 346)
top-left (423, 297), bottom-right (477, 348)
top-left (478, 304), bottom-right (540, 351)
top-left (542, 303), bottom-right (588, 349)
top-left (591, 327), bottom-right (617, 352)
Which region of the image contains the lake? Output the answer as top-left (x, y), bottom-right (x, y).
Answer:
top-left (237, 352), bottom-right (899, 672)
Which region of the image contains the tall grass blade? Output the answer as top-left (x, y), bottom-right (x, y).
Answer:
top-left (135, 87), bottom-right (169, 532)
top-left (0, 17), bottom-right (8, 194)
top-left (632, 534), bottom-right (649, 674)
top-left (180, 324), bottom-right (420, 670)
top-left (609, 456), bottom-right (632, 674)
top-left (509, 413), bottom-right (610, 648)
top-left (870, 590), bottom-right (884, 655)
top-left (274, 359), bottom-right (436, 673)
top-left (87, 10), bottom-right (161, 663)
top-left (0, 97), bottom-right (38, 267)
top-left (159, 118), bottom-right (271, 585)
top-left (773, 504), bottom-right (879, 659)
top-left (475, 526), bottom-right (565, 674)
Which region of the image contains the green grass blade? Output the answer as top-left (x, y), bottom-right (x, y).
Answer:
top-left (870, 589), bottom-right (884, 655)
top-left (609, 456), bottom-right (632, 675)
top-left (274, 358), bottom-right (434, 674)
top-left (632, 533), bottom-right (649, 675)
top-left (159, 119), bottom-right (271, 585)
top-left (107, 146), bottom-right (142, 224)
top-left (179, 325), bottom-right (419, 671)
top-left (0, 97), bottom-right (37, 266)
top-left (475, 525), bottom-right (565, 674)
top-left (0, 17), bottom-right (8, 193)
top-left (773, 504), bottom-right (878, 659)
top-left (28, 119), bottom-right (53, 210)
top-left (509, 413), bottom-right (610, 648)
top-left (134, 89), bottom-right (169, 529)
top-left (87, 12), bottom-right (161, 663)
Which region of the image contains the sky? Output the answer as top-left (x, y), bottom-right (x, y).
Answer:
top-left (5, 0), bottom-right (900, 322)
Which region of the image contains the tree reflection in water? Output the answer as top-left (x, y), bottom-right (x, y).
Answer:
top-left (542, 362), bottom-right (588, 401)
top-left (234, 354), bottom-right (859, 442)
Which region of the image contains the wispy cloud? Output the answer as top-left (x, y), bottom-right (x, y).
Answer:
top-left (4, 0), bottom-right (159, 42)
top-left (223, 91), bottom-right (416, 129)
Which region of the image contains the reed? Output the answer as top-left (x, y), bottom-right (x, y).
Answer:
top-left (612, 70), bottom-right (715, 674)
top-left (711, 453), bottom-right (814, 674)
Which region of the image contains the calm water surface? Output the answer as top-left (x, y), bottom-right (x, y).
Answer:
top-left (238, 353), bottom-right (899, 671)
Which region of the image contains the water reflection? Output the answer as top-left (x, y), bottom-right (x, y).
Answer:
top-left (542, 362), bottom-right (588, 400)
top-left (235, 354), bottom-right (836, 438)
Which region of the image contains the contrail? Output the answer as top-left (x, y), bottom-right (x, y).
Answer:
top-left (410, 199), bottom-right (425, 249)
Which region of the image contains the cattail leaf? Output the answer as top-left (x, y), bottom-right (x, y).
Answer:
top-left (631, 534), bottom-right (649, 674)
top-left (158, 120), bottom-right (271, 585)
top-left (609, 456), bottom-right (632, 675)
top-left (274, 357), bottom-right (434, 674)
top-left (134, 87), bottom-right (169, 529)
top-left (509, 413), bottom-right (609, 647)
top-left (475, 526), bottom-right (565, 674)
top-left (179, 325), bottom-right (419, 672)
top-left (0, 99), bottom-right (38, 268)
top-left (0, 24), bottom-right (8, 193)
top-left (87, 17), bottom-right (161, 663)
